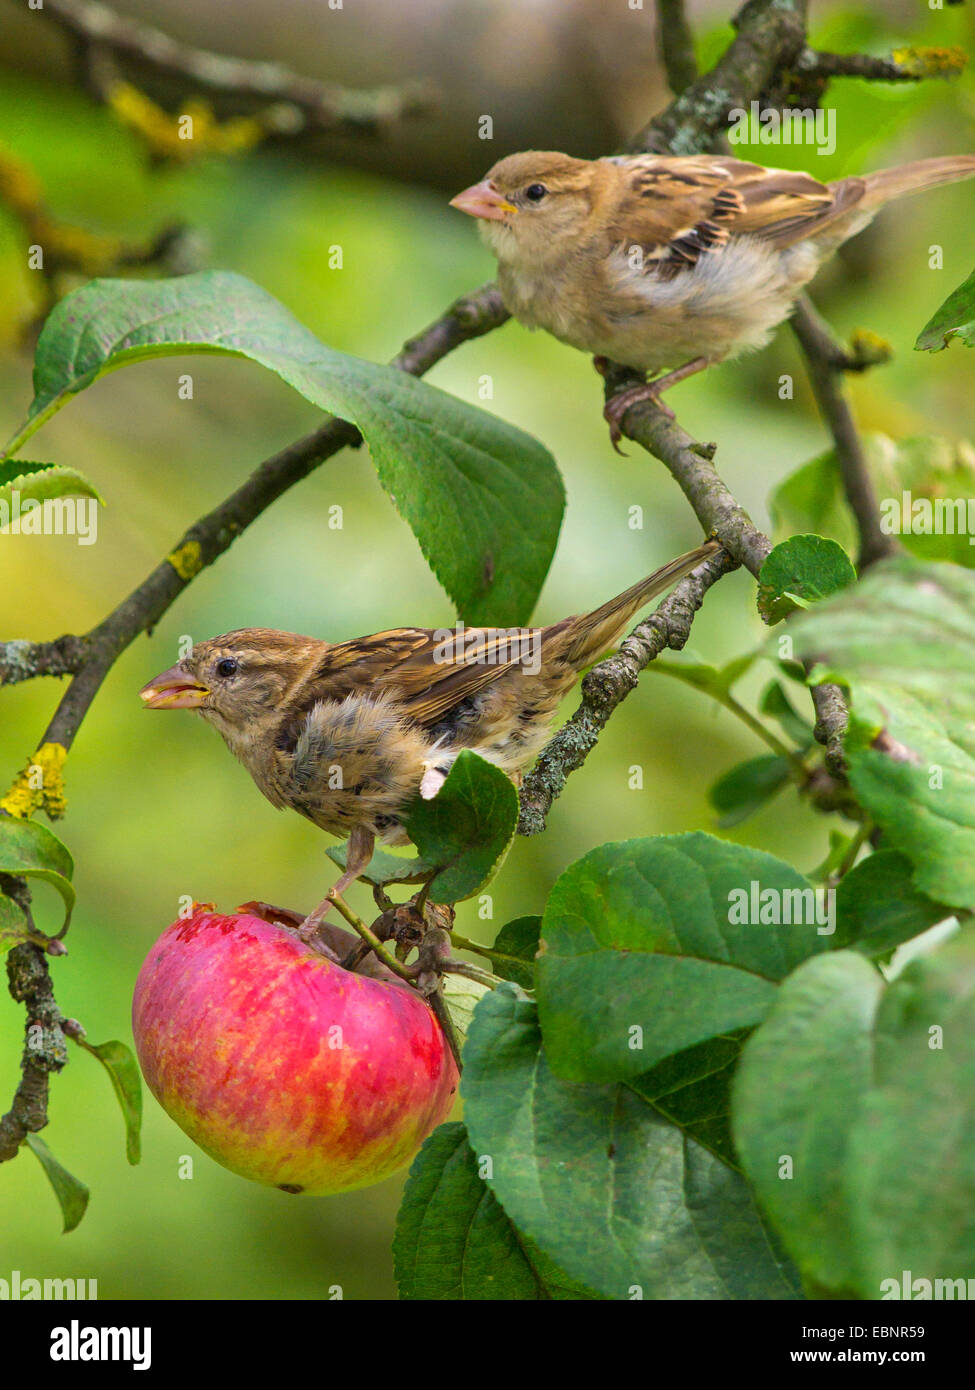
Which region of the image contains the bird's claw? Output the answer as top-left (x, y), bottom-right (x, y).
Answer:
top-left (603, 382), bottom-right (675, 452)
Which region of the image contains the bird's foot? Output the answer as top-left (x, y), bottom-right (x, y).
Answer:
top-left (603, 382), bottom-right (674, 453)
top-left (603, 356), bottom-right (709, 452)
top-left (297, 824), bottom-right (376, 946)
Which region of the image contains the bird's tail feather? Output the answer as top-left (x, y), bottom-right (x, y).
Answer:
top-left (560, 540), bottom-right (720, 667)
top-left (847, 155), bottom-right (975, 211)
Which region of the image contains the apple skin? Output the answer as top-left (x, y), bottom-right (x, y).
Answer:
top-left (132, 911), bottom-right (459, 1195)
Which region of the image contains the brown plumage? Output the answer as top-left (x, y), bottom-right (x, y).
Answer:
top-left (139, 541), bottom-right (718, 875)
top-left (450, 150), bottom-right (975, 439)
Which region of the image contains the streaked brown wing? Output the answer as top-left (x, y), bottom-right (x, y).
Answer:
top-left (606, 154), bottom-right (846, 271)
top-left (287, 625), bottom-right (544, 729)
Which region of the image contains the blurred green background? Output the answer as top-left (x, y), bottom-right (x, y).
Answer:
top-left (1, 1), bottom-right (973, 1299)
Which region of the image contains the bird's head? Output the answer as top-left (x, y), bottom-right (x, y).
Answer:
top-left (140, 629), bottom-right (318, 750)
top-left (450, 151), bottom-right (599, 265)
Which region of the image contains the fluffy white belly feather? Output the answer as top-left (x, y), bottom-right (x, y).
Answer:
top-left (498, 236), bottom-right (822, 375)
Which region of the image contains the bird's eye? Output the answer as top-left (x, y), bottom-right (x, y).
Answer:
top-left (215, 657), bottom-right (239, 678)
top-left (524, 183), bottom-right (548, 203)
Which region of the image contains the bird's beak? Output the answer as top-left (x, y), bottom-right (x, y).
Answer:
top-left (140, 665), bottom-right (210, 710)
top-left (449, 179), bottom-right (517, 222)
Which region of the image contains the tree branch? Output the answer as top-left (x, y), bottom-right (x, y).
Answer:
top-left (0, 635), bottom-right (89, 687)
top-left (23, 285), bottom-right (507, 752)
top-left (38, 0), bottom-right (437, 136)
top-left (0, 917), bottom-right (68, 1162)
top-left (518, 546), bottom-right (737, 834)
top-left (657, 0), bottom-right (699, 98)
top-left (635, 0), bottom-right (808, 154)
top-left (790, 296), bottom-right (900, 570)
top-left (796, 46), bottom-right (968, 84)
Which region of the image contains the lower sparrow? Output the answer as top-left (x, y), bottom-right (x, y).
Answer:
top-left (140, 539), bottom-right (718, 920)
top-left (450, 150), bottom-right (975, 444)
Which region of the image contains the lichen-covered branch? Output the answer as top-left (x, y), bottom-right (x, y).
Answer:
top-left (0, 905), bottom-right (68, 1161)
top-left (0, 635), bottom-right (89, 687)
top-left (518, 547), bottom-right (737, 834)
top-left (635, 0), bottom-right (809, 155)
top-left (796, 46), bottom-right (968, 84)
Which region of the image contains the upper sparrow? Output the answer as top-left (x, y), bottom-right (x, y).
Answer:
top-left (450, 150), bottom-right (975, 442)
top-left (140, 539), bottom-right (718, 922)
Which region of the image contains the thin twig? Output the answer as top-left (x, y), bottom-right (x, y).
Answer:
top-left (796, 46), bottom-right (968, 84)
top-left (327, 891), bottom-right (416, 983)
top-left (657, 0), bottom-right (699, 97)
top-left (791, 296), bottom-right (900, 570)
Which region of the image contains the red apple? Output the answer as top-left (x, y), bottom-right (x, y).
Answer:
top-left (132, 910), bottom-right (458, 1195)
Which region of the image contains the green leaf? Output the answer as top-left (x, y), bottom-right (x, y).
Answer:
top-left (535, 833), bottom-right (830, 1085)
top-left (835, 850), bottom-right (953, 958)
top-left (735, 926), bottom-right (975, 1297)
top-left (0, 462), bottom-right (102, 531)
top-left (5, 272), bottom-right (564, 625)
top-left (769, 449), bottom-right (856, 552)
top-left (77, 1039), bottom-right (142, 1165)
top-left (845, 924), bottom-right (975, 1295)
top-left (440, 975), bottom-right (490, 1048)
top-left (708, 754), bottom-right (792, 827)
top-left (732, 951), bottom-right (883, 1296)
top-left (25, 1134), bottom-right (90, 1233)
top-left (0, 819), bottom-right (74, 931)
top-left (915, 266), bottom-right (975, 351)
top-left (0, 894), bottom-right (30, 954)
top-left (393, 1121), bottom-right (599, 1299)
top-left (402, 750), bottom-right (518, 904)
top-left (628, 1030), bottom-right (750, 1171)
top-left (0, 458), bottom-right (54, 489)
top-left (757, 534), bottom-right (857, 625)
top-left (785, 556), bottom-right (975, 910)
top-left (651, 650), bottom-right (756, 698)
top-left (462, 987), bottom-right (800, 1300)
top-left (770, 434), bottom-right (975, 570)
top-left (325, 842), bottom-right (436, 887)
top-left (480, 915), bottom-right (541, 988)
top-left (759, 680), bottom-right (815, 748)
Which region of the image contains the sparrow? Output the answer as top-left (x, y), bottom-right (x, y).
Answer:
top-left (450, 150), bottom-right (975, 445)
top-left (140, 539), bottom-right (718, 921)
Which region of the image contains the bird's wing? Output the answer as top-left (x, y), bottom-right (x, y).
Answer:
top-left (282, 626), bottom-right (543, 730)
top-left (603, 154), bottom-right (855, 274)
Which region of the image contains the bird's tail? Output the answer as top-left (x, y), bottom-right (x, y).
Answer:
top-left (556, 540), bottom-right (720, 668)
top-left (841, 155), bottom-right (975, 212)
